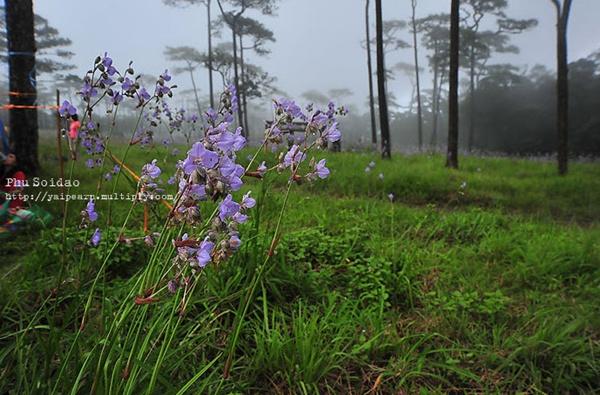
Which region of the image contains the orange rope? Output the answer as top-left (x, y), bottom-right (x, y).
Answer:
top-left (8, 91), bottom-right (38, 97)
top-left (0, 104), bottom-right (59, 110)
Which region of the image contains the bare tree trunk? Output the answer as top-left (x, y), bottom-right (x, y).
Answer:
top-left (365, 0), bottom-right (377, 147)
top-left (411, 0), bottom-right (423, 151)
top-left (5, 0), bottom-right (39, 174)
top-left (231, 27), bottom-right (244, 134)
top-left (430, 58), bottom-right (439, 149)
top-left (207, 0), bottom-right (215, 109)
top-left (189, 63), bottom-right (203, 117)
top-left (239, 34), bottom-right (250, 139)
top-left (375, 0), bottom-right (391, 159)
top-left (446, 0), bottom-right (459, 169)
top-left (467, 46), bottom-right (476, 152)
top-left (551, 0), bottom-right (572, 175)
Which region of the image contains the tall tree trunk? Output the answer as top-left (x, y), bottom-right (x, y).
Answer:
top-left (411, 0), bottom-right (423, 151)
top-left (552, 0), bottom-right (572, 175)
top-left (189, 65), bottom-right (203, 118)
top-left (207, 0), bottom-right (215, 109)
top-left (375, 0), bottom-right (391, 159)
top-left (5, 0), bottom-right (39, 174)
top-left (231, 27), bottom-right (244, 134)
top-left (365, 0), bottom-right (377, 147)
top-left (430, 57), bottom-right (440, 149)
top-left (446, 0), bottom-right (459, 169)
top-left (239, 34), bottom-right (250, 139)
top-left (467, 46), bottom-right (475, 152)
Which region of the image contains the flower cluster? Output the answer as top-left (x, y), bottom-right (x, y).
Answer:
top-left (80, 198), bottom-right (101, 246)
top-left (64, 54), bottom-right (346, 302)
top-left (57, 52), bottom-right (179, 170)
top-left (260, 98), bottom-right (345, 183)
top-left (168, 88), bottom-right (247, 227)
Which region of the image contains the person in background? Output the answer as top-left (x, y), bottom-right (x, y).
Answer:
top-left (0, 151), bottom-right (26, 218)
top-left (68, 114), bottom-right (81, 160)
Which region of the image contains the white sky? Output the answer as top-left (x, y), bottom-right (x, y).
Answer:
top-left (29, 0), bottom-right (600, 109)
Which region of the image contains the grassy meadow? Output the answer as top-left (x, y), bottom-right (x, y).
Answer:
top-left (1, 142), bottom-right (599, 393)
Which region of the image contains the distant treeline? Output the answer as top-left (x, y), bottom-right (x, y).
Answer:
top-left (336, 51), bottom-right (600, 156)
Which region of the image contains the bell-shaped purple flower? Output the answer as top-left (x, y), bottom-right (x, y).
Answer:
top-left (90, 228), bottom-right (101, 247)
top-left (197, 238), bottom-right (214, 268)
top-left (218, 194), bottom-right (240, 221)
top-left (314, 159), bottom-right (330, 179)
top-left (58, 100), bottom-right (77, 117)
top-left (142, 159), bottom-right (161, 179)
top-left (86, 199), bottom-right (98, 222)
top-left (283, 145), bottom-right (306, 168)
top-left (323, 122), bottom-right (341, 142)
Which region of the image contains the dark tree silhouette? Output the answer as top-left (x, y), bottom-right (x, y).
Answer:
top-left (460, 0), bottom-right (537, 152)
top-left (236, 16), bottom-right (274, 135)
top-left (163, 0), bottom-right (216, 109)
top-left (4, 0), bottom-right (39, 174)
top-left (215, 0), bottom-right (277, 136)
top-left (164, 46), bottom-right (204, 116)
top-left (446, 0), bottom-right (460, 169)
top-left (365, 0), bottom-right (377, 147)
top-left (549, 0), bottom-right (573, 175)
top-left (375, 0), bottom-right (391, 159)
top-left (410, 0), bottom-right (423, 151)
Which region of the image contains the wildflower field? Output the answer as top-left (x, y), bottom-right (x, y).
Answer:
top-left (1, 143), bottom-right (599, 393)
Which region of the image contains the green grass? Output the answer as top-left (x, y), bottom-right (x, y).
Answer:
top-left (0, 143), bottom-right (599, 393)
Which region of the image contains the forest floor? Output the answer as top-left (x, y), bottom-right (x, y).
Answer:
top-left (1, 145), bottom-right (599, 393)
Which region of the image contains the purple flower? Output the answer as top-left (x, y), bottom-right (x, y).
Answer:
top-left (182, 142), bottom-right (219, 174)
top-left (219, 157), bottom-right (245, 191)
top-left (189, 184), bottom-right (206, 199)
top-left (314, 159), bottom-right (330, 179)
top-left (91, 228), bottom-right (101, 247)
top-left (205, 108), bottom-right (218, 123)
top-left (226, 84), bottom-right (238, 112)
top-left (86, 159), bottom-right (94, 168)
top-left (113, 165), bottom-right (120, 174)
top-left (218, 194), bottom-right (240, 221)
top-left (167, 279), bottom-right (178, 293)
top-left (112, 92), bottom-right (124, 105)
top-left (233, 128), bottom-right (246, 150)
top-left (232, 212), bottom-right (248, 223)
top-left (275, 99), bottom-right (304, 120)
top-left (257, 161), bottom-right (267, 176)
top-left (142, 159), bottom-right (161, 179)
top-left (80, 81), bottom-right (98, 99)
top-left (241, 191), bottom-right (256, 209)
top-left (86, 121), bottom-right (96, 131)
top-left (229, 234), bottom-right (242, 250)
top-left (86, 199), bottom-right (98, 222)
top-left (323, 122), bottom-right (341, 143)
top-left (138, 87), bottom-right (151, 102)
top-left (283, 145), bottom-right (306, 168)
top-left (58, 100), bottom-right (77, 117)
top-left (102, 52), bottom-right (117, 75)
top-left (270, 126), bottom-right (282, 138)
top-left (309, 111), bottom-right (328, 129)
top-left (160, 69), bottom-right (172, 82)
top-left (197, 238), bottom-right (214, 268)
top-left (122, 77), bottom-right (134, 91)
